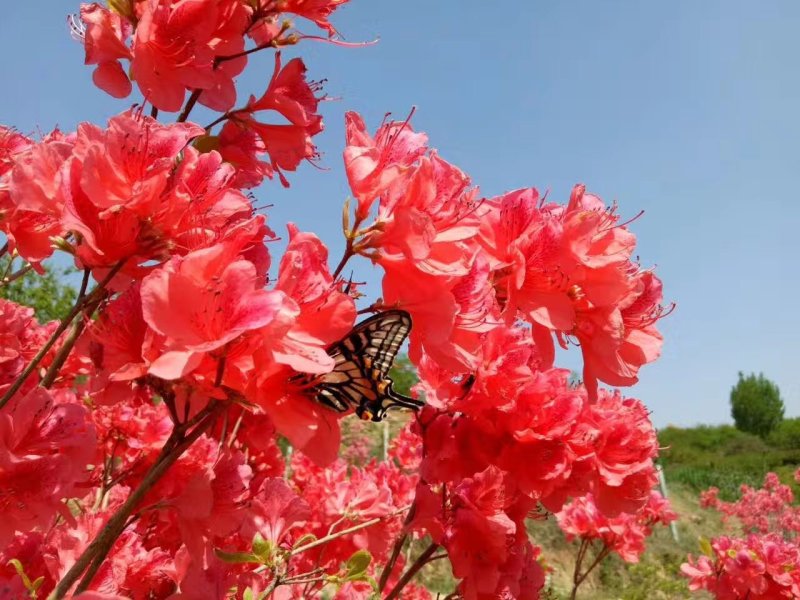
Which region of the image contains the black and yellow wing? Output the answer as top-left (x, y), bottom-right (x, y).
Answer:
top-left (307, 310), bottom-right (424, 421)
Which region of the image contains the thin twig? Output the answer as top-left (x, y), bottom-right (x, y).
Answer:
top-left (215, 39), bottom-right (278, 65)
top-left (384, 543), bottom-right (439, 600)
top-left (302, 515), bottom-right (349, 595)
top-left (569, 540), bottom-right (611, 600)
top-left (379, 500), bottom-right (417, 591)
top-left (176, 90), bottom-right (202, 123)
top-left (40, 296), bottom-right (100, 388)
top-left (276, 576), bottom-right (325, 586)
top-left (290, 506), bottom-right (410, 557)
top-left (0, 264), bottom-right (33, 287)
top-left (331, 216), bottom-right (363, 282)
top-left (50, 400), bottom-right (223, 598)
top-left (0, 262), bottom-right (123, 410)
top-left (578, 545), bottom-right (611, 584)
top-left (569, 538), bottom-right (589, 600)
top-left (226, 407), bottom-right (246, 447)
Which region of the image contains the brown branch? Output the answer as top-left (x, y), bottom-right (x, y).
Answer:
top-left (384, 543), bottom-right (439, 600)
top-left (40, 299), bottom-right (97, 388)
top-left (176, 89), bottom-right (202, 123)
top-left (0, 264), bottom-right (33, 287)
top-left (214, 34), bottom-right (284, 65)
top-left (569, 540), bottom-right (611, 600)
top-left (379, 500), bottom-right (416, 591)
top-left (0, 262), bottom-right (122, 410)
top-left (50, 399), bottom-right (223, 598)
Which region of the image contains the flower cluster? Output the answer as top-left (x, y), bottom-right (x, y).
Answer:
top-left (683, 470), bottom-right (800, 599)
top-left (336, 113), bottom-right (670, 598)
top-left (0, 417), bottom-right (427, 598)
top-left (557, 491), bottom-right (677, 563)
top-left (0, 1), bottom-right (672, 598)
top-left (700, 471), bottom-right (800, 536)
top-left (682, 534), bottom-right (800, 599)
top-left (344, 114), bottom-right (668, 398)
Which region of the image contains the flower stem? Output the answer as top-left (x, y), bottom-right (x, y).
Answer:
top-left (215, 40), bottom-right (277, 65)
top-left (176, 89), bottom-right (202, 123)
top-left (331, 216), bottom-right (363, 282)
top-left (569, 540), bottom-right (610, 600)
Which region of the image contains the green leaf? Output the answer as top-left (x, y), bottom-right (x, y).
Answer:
top-left (344, 549), bottom-right (372, 581)
top-left (31, 577), bottom-right (44, 593)
top-left (213, 548), bottom-right (260, 564)
top-left (242, 588), bottom-right (255, 600)
top-left (364, 575), bottom-right (379, 591)
top-left (699, 537), bottom-right (713, 557)
top-left (252, 533), bottom-right (274, 562)
top-left (7, 559), bottom-right (33, 590)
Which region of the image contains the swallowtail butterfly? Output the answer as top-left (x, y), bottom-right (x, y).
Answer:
top-left (296, 310), bottom-right (424, 422)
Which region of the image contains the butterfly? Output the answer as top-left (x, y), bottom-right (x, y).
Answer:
top-left (297, 309), bottom-right (424, 422)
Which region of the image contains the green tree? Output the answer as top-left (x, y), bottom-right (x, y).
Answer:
top-left (0, 257), bottom-right (77, 322)
top-left (730, 371), bottom-right (784, 438)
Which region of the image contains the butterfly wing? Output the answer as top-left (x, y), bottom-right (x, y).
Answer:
top-left (313, 310), bottom-right (424, 421)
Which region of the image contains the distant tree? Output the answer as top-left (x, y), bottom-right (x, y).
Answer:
top-left (0, 257), bottom-right (77, 322)
top-left (730, 371), bottom-right (784, 438)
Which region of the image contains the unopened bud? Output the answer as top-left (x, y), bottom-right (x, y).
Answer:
top-left (51, 236), bottom-right (76, 255)
top-left (342, 197), bottom-right (352, 237)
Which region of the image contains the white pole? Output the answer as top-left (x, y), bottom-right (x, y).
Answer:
top-left (382, 420), bottom-right (389, 461)
top-left (656, 463), bottom-right (679, 542)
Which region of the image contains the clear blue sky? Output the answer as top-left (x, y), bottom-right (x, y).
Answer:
top-left (1, 1), bottom-right (798, 428)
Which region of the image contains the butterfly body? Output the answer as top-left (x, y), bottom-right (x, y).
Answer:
top-left (298, 310), bottom-right (424, 422)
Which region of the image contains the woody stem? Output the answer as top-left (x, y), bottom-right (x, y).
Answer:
top-left (331, 217), bottom-right (363, 281)
top-left (176, 89), bottom-right (202, 123)
top-left (50, 399), bottom-right (223, 598)
top-left (384, 542), bottom-right (439, 600)
top-left (379, 500), bottom-right (417, 591)
top-left (0, 263), bottom-right (121, 411)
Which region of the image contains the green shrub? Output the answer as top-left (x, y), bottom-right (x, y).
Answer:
top-left (769, 417), bottom-right (800, 449)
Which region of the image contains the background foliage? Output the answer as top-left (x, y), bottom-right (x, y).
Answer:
top-left (729, 371), bottom-right (785, 438)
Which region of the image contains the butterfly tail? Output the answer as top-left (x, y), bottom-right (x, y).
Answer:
top-left (358, 383), bottom-right (425, 422)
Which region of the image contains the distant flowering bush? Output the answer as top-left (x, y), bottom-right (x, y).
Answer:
top-left (682, 469), bottom-right (800, 599)
top-left (0, 1), bottom-right (672, 598)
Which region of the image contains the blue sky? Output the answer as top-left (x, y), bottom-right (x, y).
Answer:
top-left (1, 1), bottom-right (798, 428)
